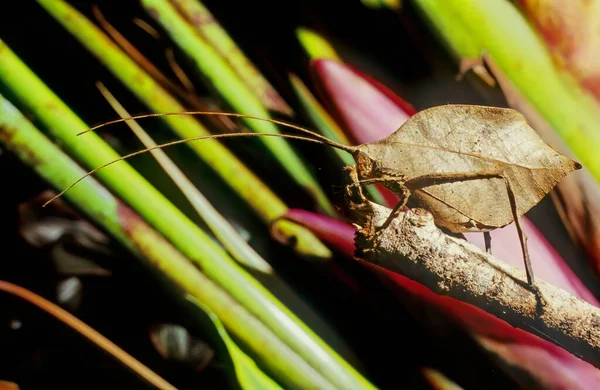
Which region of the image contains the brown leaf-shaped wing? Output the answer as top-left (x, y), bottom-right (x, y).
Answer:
top-left (356, 105), bottom-right (581, 232)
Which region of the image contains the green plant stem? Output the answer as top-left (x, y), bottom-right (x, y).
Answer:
top-left (185, 296), bottom-right (283, 390)
top-left (0, 35), bottom-right (374, 390)
top-left (0, 93), bottom-right (326, 389)
top-left (288, 73), bottom-right (387, 205)
top-left (169, 0), bottom-right (293, 116)
top-left (289, 73), bottom-right (351, 160)
top-left (361, 0), bottom-right (401, 10)
top-left (296, 28), bottom-right (341, 61)
top-left (36, 0), bottom-right (332, 259)
top-left (413, 0), bottom-right (600, 183)
top-left (97, 81), bottom-right (272, 273)
top-left (142, 0), bottom-right (336, 216)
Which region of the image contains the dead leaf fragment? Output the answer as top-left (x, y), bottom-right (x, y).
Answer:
top-left (57, 277), bottom-right (83, 312)
top-left (356, 105), bottom-right (581, 232)
top-left (17, 191), bottom-right (112, 277)
top-left (149, 324), bottom-right (215, 372)
top-left (458, 57), bottom-right (497, 87)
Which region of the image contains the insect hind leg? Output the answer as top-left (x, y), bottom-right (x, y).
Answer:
top-left (484, 231), bottom-right (492, 255)
top-left (499, 176), bottom-right (535, 286)
top-left (404, 171), bottom-right (541, 300)
top-left (345, 165), bottom-right (544, 306)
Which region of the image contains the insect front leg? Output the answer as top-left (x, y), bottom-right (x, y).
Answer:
top-left (348, 176), bottom-right (412, 242)
top-left (343, 166), bottom-right (367, 202)
top-left (373, 186), bottom-right (411, 234)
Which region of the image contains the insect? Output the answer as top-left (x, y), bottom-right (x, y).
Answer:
top-left (46, 104), bottom-right (582, 291)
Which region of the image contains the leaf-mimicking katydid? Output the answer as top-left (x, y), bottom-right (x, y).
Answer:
top-left (45, 104), bottom-right (582, 292)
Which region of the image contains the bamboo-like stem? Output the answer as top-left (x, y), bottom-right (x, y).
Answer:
top-left (184, 296), bottom-right (282, 390)
top-left (0, 93), bottom-right (330, 389)
top-left (288, 73), bottom-right (387, 205)
top-left (361, 0), bottom-right (402, 10)
top-left (288, 73), bottom-right (352, 165)
top-left (92, 5), bottom-right (237, 133)
top-left (141, 0), bottom-right (336, 216)
top-left (296, 28), bottom-right (341, 61)
top-left (35, 0), bottom-right (332, 258)
top-left (0, 36), bottom-right (374, 390)
top-left (97, 81), bottom-right (272, 273)
top-left (168, 0), bottom-right (293, 115)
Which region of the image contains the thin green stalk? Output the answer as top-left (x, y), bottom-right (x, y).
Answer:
top-left (0, 36), bottom-right (374, 390)
top-left (289, 73), bottom-right (351, 156)
top-left (289, 73), bottom-right (387, 205)
top-left (92, 4), bottom-right (236, 135)
top-left (361, 0), bottom-right (401, 10)
top-left (0, 93), bottom-right (326, 389)
top-left (97, 81), bottom-right (272, 274)
top-left (186, 296), bottom-right (282, 390)
top-left (142, 0), bottom-right (336, 216)
top-left (296, 28), bottom-right (341, 61)
top-left (413, 0), bottom-right (600, 183)
top-left (169, 0), bottom-right (293, 116)
top-left (36, 0), bottom-right (332, 259)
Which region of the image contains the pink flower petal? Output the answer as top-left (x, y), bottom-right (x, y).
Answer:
top-left (478, 338), bottom-right (600, 390)
top-left (284, 209), bottom-right (356, 258)
top-left (311, 58), bottom-right (415, 144)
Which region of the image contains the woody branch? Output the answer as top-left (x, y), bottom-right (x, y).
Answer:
top-left (349, 200), bottom-right (600, 368)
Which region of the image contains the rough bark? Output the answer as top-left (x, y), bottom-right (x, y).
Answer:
top-left (350, 200), bottom-right (600, 367)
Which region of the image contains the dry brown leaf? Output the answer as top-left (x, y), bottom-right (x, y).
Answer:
top-left (354, 105), bottom-right (581, 232)
top-left (149, 324), bottom-right (215, 372)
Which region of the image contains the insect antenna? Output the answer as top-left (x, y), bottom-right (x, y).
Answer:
top-left (44, 111), bottom-right (358, 207)
top-left (80, 110), bottom-right (357, 154)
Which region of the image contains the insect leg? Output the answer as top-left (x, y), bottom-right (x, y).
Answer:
top-left (352, 171), bottom-right (536, 290)
top-left (500, 176), bottom-right (534, 286)
top-left (343, 175), bottom-right (412, 239)
top-left (497, 177), bottom-right (545, 306)
top-left (374, 186), bottom-right (411, 234)
top-left (343, 166), bottom-right (367, 201)
top-left (484, 232), bottom-right (492, 255)
top-left (404, 172), bottom-right (537, 290)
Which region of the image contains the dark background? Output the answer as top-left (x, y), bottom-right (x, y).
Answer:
top-left (0, 1), bottom-right (595, 388)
